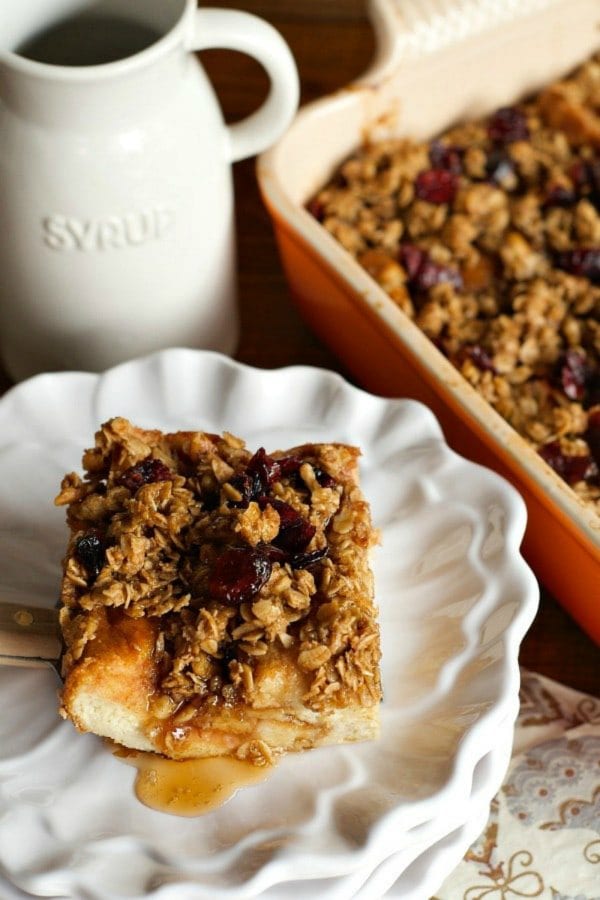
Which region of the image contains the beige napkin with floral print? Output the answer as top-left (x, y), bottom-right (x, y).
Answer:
top-left (433, 669), bottom-right (600, 900)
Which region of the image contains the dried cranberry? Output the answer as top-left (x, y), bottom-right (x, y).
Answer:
top-left (398, 244), bottom-right (426, 281)
top-left (278, 519), bottom-right (316, 553)
top-left (554, 248), bottom-right (600, 284)
top-left (119, 458), bottom-right (172, 492)
top-left (485, 150), bottom-right (516, 187)
top-left (556, 349), bottom-right (591, 401)
top-left (538, 441), bottom-right (563, 474)
top-left (415, 168), bottom-right (458, 204)
top-left (246, 448), bottom-right (281, 492)
top-left (75, 530), bottom-right (105, 580)
top-left (209, 546), bottom-right (272, 605)
top-left (429, 141), bottom-right (463, 174)
top-left (260, 498), bottom-right (316, 552)
top-left (258, 496), bottom-right (296, 526)
top-left (467, 345), bottom-right (497, 373)
top-left (289, 547), bottom-right (329, 570)
top-left (307, 197), bottom-right (325, 222)
top-left (567, 454), bottom-right (597, 484)
top-left (538, 441), bottom-right (597, 485)
top-left (277, 455), bottom-right (302, 478)
top-left (544, 183), bottom-right (577, 207)
top-left (257, 543), bottom-right (288, 565)
top-left (418, 259), bottom-right (463, 292)
top-left (313, 466), bottom-right (336, 488)
top-left (399, 244), bottom-right (463, 293)
top-left (256, 542), bottom-right (329, 570)
top-left (487, 107), bottom-right (529, 144)
top-left (227, 471), bottom-right (261, 508)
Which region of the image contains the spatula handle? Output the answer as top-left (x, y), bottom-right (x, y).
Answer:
top-left (0, 603), bottom-right (62, 670)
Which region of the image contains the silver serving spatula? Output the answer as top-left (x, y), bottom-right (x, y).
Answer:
top-left (0, 603), bottom-right (62, 674)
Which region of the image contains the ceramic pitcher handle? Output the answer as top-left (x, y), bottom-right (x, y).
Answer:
top-left (189, 8), bottom-right (299, 163)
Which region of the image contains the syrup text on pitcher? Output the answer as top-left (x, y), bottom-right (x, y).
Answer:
top-left (43, 206), bottom-right (175, 251)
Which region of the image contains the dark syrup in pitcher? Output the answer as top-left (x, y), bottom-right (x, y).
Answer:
top-left (16, 13), bottom-right (161, 67)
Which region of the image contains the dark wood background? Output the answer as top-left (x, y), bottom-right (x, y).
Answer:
top-left (0, 1), bottom-right (597, 695)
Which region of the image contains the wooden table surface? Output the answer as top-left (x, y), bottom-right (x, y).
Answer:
top-left (1, 1), bottom-right (597, 696)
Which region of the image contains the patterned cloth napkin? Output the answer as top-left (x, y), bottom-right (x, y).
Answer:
top-left (434, 669), bottom-right (600, 900)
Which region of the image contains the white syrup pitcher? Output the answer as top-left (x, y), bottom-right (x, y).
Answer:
top-left (0, 0), bottom-right (299, 381)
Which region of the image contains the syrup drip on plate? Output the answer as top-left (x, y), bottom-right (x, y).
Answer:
top-left (110, 745), bottom-right (272, 817)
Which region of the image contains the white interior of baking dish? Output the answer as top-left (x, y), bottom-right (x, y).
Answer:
top-left (258, 0), bottom-right (600, 551)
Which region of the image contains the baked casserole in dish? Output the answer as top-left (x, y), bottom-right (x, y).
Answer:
top-left (257, 0), bottom-right (600, 643)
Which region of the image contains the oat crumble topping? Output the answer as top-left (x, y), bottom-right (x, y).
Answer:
top-left (56, 418), bottom-right (381, 719)
top-left (309, 52), bottom-right (600, 512)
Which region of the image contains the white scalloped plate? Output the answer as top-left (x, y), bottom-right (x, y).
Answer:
top-left (0, 350), bottom-right (538, 898)
top-left (259, 698), bottom-right (518, 899)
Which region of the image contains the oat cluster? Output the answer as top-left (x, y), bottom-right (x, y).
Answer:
top-left (56, 418), bottom-right (381, 717)
top-left (310, 53), bottom-right (600, 510)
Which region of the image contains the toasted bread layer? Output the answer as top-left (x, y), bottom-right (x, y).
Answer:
top-left (63, 610), bottom-right (379, 759)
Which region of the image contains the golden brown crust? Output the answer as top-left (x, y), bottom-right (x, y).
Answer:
top-left (57, 419), bottom-right (381, 760)
top-left (60, 610), bottom-right (158, 751)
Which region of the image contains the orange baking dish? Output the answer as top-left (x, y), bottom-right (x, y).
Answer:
top-left (258, 0), bottom-right (600, 643)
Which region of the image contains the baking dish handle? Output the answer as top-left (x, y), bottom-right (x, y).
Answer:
top-left (366, 0), bottom-right (554, 80)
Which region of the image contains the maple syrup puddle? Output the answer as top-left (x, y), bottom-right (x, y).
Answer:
top-left (109, 744), bottom-right (273, 817)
